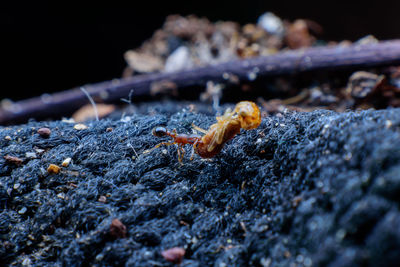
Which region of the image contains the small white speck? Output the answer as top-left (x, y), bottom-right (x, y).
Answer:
top-left (74, 124), bottom-right (88, 130)
top-left (19, 206), bottom-right (27, 214)
top-left (62, 157), bottom-right (72, 167)
top-left (248, 72), bottom-right (257, 81)
top-left (25, 152), bottom-right (37, 159)
top-left (336, 229), bottom-right (346, 240)
top-left (260, 257), bottom-right (271, 267)
top-left (385, 120), bottom-right (393, 128)
top-left (22, 257), bottom-right (32, 266)
top-left (304, 257), bottom-right (313, 267)
top-left (296, 254), bottom-right (304, 263)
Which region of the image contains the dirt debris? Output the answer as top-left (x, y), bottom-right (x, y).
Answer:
top-left (109, 218), bottom-right (127, 239)
top-left (123, 13), bottom-right (320, 76)
top-left (37, 127), bottom-right (51, 138)
top-left (120, 14), bottom-right (400, 114)
top-left (161, 247), bottom-right (185, 264)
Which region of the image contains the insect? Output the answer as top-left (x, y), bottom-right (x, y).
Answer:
top-left (146, 101), bottom-right (261, 162)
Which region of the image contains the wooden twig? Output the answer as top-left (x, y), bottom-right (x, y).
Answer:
top-left (2, 40), bottom-right (400, 125)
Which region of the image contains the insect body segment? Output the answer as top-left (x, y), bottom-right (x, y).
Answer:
top-left (234, 101), bottom-right (261, 130)
top-left (148, 101), bottom-right (261, 161)
top-left (194, 101), bottom-right (261, 158)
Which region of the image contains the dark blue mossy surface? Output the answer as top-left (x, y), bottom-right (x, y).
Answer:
top-left (1, 102), bottom-right (400, 266)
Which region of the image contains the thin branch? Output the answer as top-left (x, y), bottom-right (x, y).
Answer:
top-left (2, 40), bottom-right (400, 125)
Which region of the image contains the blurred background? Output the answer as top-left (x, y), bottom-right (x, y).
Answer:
top-left (2, 1), bottom-right (400, 101)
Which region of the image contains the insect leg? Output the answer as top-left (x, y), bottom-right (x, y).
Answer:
top-left (176, 144), bottom-right (185, 163)
top-left (180, 145), bottom-right (185, 159)
top-left (192, 123), bottom-right (207, 134)
top-left (143, 141), bottom-right (175, 154)
top-left (190, 139), bottom-right (199, 160)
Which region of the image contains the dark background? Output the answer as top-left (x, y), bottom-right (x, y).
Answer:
top-left (2, 1), bottom-right (400, 101)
